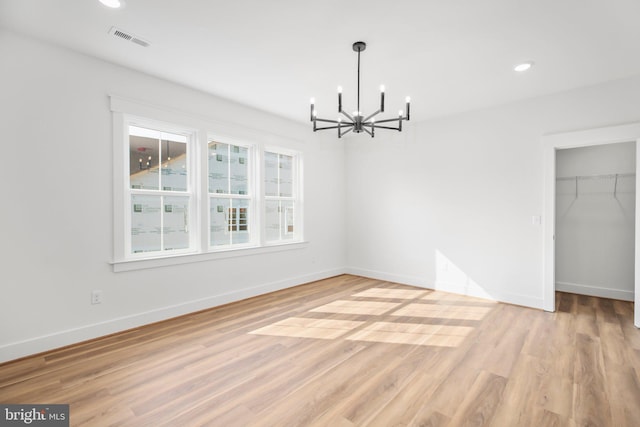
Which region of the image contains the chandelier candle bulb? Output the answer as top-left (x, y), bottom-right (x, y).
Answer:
top-left (406, 96), bottom-right (411, 120)
top-left (310, 98), bottom-right (315, 122)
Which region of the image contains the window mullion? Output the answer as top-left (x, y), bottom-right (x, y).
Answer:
top-left (227, 144), bottom-right (231, 195)
top-left (160, 195), bottom-right (165, 251)
top-left (198, 130), bottom-right (209, 253)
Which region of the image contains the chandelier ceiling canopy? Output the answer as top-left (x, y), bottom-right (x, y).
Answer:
top-left (310, 41), bottom-right (411, 138)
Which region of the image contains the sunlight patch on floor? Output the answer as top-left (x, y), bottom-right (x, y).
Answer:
top-left (391, 303), bottom-right (492, 320)
top-left (247, 287), bottom-right (497, 347)
top-left (309, 300), bottom-right (402, 315)
top-left (249, 317), bottom-right (365, 339)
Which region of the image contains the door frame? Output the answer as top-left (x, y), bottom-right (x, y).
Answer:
top-left (542, 122), bottom-right (640, 327)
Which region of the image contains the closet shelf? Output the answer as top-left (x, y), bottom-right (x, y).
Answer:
top-left (556, 172), bottom-right (635, 198)
top-left (556, 172), bottom-right (635, 181)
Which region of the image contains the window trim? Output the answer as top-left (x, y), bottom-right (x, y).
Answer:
top-left (111, 241), bottom-right (309, 273)
top-left (110, 95), bottom-right (305, 272)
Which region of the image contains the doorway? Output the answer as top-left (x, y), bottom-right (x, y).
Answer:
top-left (555, 143), bottom-right (635, 300)
top-left (542, 123), bottom-right (640, 327)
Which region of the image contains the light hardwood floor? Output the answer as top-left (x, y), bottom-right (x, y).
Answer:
top-left (1, 275), bottom-right (639, 426)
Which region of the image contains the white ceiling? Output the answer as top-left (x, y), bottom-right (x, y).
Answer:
top-left (3, 0), bottom-right (640, 124)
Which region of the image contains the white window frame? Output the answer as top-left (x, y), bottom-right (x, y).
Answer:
top-left (263, 147), bottom-right (303, 245)
top-left (110, 96), bottom-right (306, 272)
top-left (125, 120), bottom-right (199, 259)
top-left (206, 136), bottom-right (257, 250)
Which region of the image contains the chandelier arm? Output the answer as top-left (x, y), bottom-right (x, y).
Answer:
top-left (363, 110), bottom-right (381, 123)
top-left (314, 118), bottom-right (344, 124)
top-left (315, 124), bottom-right (352, 131)
top-left (340, 110), bottom-right (355, 122)
top-left (340, 126), bottom-right (354, 137)
top-left (373, 117), bottom-right (404, 124)
top-left (367, 124), bottom-right (401, 131)
top-left (361, 127), bottom-right (373, 137)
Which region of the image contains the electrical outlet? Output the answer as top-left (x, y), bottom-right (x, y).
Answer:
top-left (91, 290), bottom-right (103, 305)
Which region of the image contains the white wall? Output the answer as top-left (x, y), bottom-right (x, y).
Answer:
top-left (346, 73), bottom-right (640, 308)
top-left (555, 143), bottom-right (636, 300)
top-left (0, 31), bottom-right (346, 362)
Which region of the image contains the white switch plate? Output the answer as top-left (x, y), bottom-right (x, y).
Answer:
top-left (531, 215), bottom-right (542, 226)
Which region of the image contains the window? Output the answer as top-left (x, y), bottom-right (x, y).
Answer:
top-left (264, 150), bottom-right (300, 243)
top-left (208, 141), bottom-right (253, 247)
top-left (127, 125), bottom-right (194, 256)
top-left (111, 96), bottom-right (304, 270)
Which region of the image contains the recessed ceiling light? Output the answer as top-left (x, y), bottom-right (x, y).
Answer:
top-left (514, 61), bottom-right (534, 72)
top-left (99, 0), bottom-right (122, 8)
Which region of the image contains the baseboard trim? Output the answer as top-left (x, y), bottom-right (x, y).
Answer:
top-left (345, 267), bottom-right (431, 288)
top-left (346, 267), bottom-right (543, 309)
top-left (0, 268), bottom-right (345, 364)
top-left (556, 281), bottom-right (634, 301)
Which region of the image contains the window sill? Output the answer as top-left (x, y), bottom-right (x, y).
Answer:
top-left (111, 241), bottom-right (309, 272)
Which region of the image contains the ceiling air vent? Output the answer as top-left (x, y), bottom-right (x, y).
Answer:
top-left (108, 27), bottom-right (150, 47)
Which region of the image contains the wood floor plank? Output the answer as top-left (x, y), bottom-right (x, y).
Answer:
top-left (408, 410), bottom-right (450, 427)
top-left (489, 353), bottom-right (545, 426)
top-left (446, 370), bottom-right (507, 427)
top-left (0, 276), bottom-right (638, 426)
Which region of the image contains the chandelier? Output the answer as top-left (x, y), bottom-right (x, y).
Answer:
top-left (310, 41), bottom-right (411, 138)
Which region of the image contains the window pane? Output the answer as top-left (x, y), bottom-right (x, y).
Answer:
top-left (129, 126), bottom-right (160, 190)
top-left (282, 200), bottom-right (295, 238)
top-left (265, 200), bottom-right (295, 242)
top-left (131, 195), bottom-right (161, 253)
top-left (230, 145), bottom-right (249, 195)
top-left (160, 139), bottom-right (188, 191)
top-left (210, 198), bottom-right (251, 246)
top-left (210, 197), bottom-right (230, 246)
top-left (279, 154), bottom-right (293, 197)
top-left (264, 151), bottom-right (279, 196)
top-left (231, 199), bottom-right (250, 244)
top-left (163, 196), bottom-right (189, 250)
top-left (208, 142), bottom-right (229, 194)
top-left (265, 200), bottom-right (280, 242)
